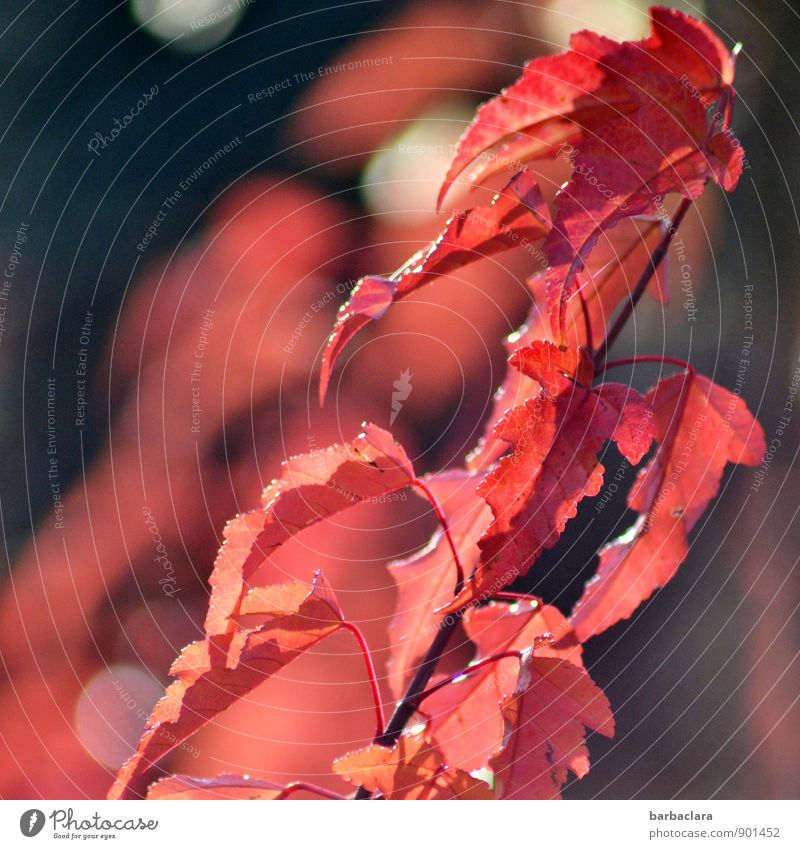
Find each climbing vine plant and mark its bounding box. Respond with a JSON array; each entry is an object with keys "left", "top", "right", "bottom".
[{"left": 110, "top": 7, "right": 764, "bottom": 801}]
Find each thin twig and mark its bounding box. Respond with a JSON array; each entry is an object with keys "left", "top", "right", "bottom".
[
  {"left": 354, "top": 607, "right": 465, "bottom": 799},
  {"left": 353, "top": 84, "right": 736, "bottom": 800},
  {"left": 592, "top": 196, "right": 693, "bottom": 373},
  {"left": 352, "top": 479, "right": 470, "bottom": 798}
]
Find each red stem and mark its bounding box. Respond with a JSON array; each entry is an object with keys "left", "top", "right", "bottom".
[
  {"left": 342, "top": 623, "right": 386, "bottom": 740},
  {"left": 413, "top": 478, "right": 465, "bottom": 591},
  {"left": 491, "top": 591, "right": 542, "bottom": 604},
  {"left": 603, "top": 355, "right": 697, "bottom": 377},
  {"left": 414, "top": 650, "right": 523, "bottom": 704},
  {"left": 275, "top": 782, "right": 348, "bottom": 801}
]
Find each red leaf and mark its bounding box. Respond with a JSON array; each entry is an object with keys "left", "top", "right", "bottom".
[
  {"left": 237, "top": 575, "right": 346, "bottom": 638},
  {"left": 508, "top": 341, "right": 594, "bottom": 397},
  {"left": 319, "top": 170, "right": 549, "bottom": 402},
  {"left": 333, "top": 729, "right": 492, "bottom": 799},
  {"left": 439, "top": 7, "right": 734, "bottom": 205},
  {"left": 643, "top": 7, "right": 735, "bottom": 90},
  {"left": 422, "top": 600, "right": 582, "bottom": 770},
  {"left": 706, "top": 130, "right": 746, "bottom": 191},
  {"left": 489, "top": 651, "right": 614, "bottom": 799},
  {"left": 146, "top": 774, "right": 284, "bottom": 800},
  {"left": 205, "top": 423, "right": 416, "bottom": 636},
  {"left": 387, "top": 471, "right": 490, "bottom": 700},
  {"left": 544, "top": 78, "right": 739, "bottom": 340},
  {"left": 570, "top": 371, "right": 765, "bottom": 641},
  {"left": 468, "top": 217, "right": 667, "bottom": 471},
  {"left": 445, "top": 352, "right": 655, "bottom": 612},
  {"left": 108, "top": 573, "right": 344, "bottom": 800}
]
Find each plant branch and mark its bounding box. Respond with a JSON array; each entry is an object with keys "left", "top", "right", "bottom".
[
  {"left": 352, "top": 64, "right": 738, "bottom": 803},
  {"left": 342, "top": 622, "right": 386, "bottom": 740},
  {"left": 354, "top": 604, "right": 465, "bottom": 798},
  {"left": 592, "top": 196, "right": 692, "bottom": 374},
  {"left": 354, "top": 480, "right": 470, "bottom": 798}
]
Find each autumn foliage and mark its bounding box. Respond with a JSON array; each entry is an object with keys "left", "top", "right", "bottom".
[{"left": 109, "top": 8, "right": 764, "bottom": 801}]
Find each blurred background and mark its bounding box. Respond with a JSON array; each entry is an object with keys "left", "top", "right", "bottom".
[{"left": 0, "top": 0, "right": 797, "bottom": 800}]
